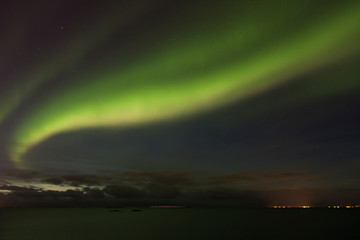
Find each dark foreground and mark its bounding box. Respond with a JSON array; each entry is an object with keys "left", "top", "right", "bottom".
[{"left": 0, "top": 208, "right": 359, "bottom": 240}]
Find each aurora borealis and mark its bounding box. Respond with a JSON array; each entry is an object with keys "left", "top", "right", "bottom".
[{"left": 1, "top": 0, "right": 360, "bottom": 207}]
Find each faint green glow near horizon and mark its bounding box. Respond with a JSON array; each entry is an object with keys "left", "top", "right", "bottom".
[{"left": 9, "top": 2, "right": 360, "bottom": 167}]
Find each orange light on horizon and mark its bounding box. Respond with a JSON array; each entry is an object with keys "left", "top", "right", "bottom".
[{"left": 272, "top": 205, "right": 312, "bottom": 208}]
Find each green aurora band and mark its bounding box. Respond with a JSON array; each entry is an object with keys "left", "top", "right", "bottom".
[
  {"left": 0, "top": 1, "right": 157, "bottom": 123},
  {"left": 8, "top": 1, "right": 360, "bottom": 167}
]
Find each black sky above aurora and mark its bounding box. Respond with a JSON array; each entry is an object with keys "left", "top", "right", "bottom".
[{"left": 0, "top": 0, "right": 360, "bottom": 207}]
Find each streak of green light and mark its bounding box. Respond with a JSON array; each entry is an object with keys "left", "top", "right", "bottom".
[{"left": 10, "top": 2, "right": 360, "bottom": 167}]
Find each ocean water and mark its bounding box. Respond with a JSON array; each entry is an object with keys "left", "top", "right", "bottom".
[{"left": 0, "top": 208, "right": 359, "bottom": 240}]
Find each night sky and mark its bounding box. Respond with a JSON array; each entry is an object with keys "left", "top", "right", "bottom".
[{"left": 1, "top": 0, "right": 360, "bottom": 207}]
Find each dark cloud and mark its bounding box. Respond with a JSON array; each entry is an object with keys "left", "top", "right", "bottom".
[
  {"left": 11, "top": 188, "right": 43, "bottom": 199},
  {"left": 83, "top": 188, "right": 105, "bottom": 200},
  {"left": 42, "top": 174, "right": 111, "bottom": 187},
  {"left": 1, "top": 170, "right": 40, "bottom": 180},
  {"left": 41, "top": 171, "right": 194, "bottom": 188},
  {"left": 122, "top": 171, "right": 195, "bottom": 186},
  {"left": 1, "top": 182, "right": 360, "bottom": 208},
  {"left": 0, "top": 170, "right": 113, "bottom": 188},
  {"left": 63, "top": 189, "right": 85, "bottom": 199},
  {"left": 0, "top": 183, "right": 259, "bottom": 207},
  {"left": 103, "top": 185, "right": 144, "bottom": 199},
  {"left": 43, "top": 177, "right": 64, "bottom": 185},
  {"left": 0, "top": 179, "right": 9, "bottom": 184},
  {"left": 208, "top": 169, "right": 321, "bottom": 185},
  {"left": 62, "top": 174, "right": 111, "bottom": 187},
  {"left": 0, "top": 185, "right": 88, "bottom": 207},
  {"left": 0, "top": 185, "right": 27, "bottom": 191}
]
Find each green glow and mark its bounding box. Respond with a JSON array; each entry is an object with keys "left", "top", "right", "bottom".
[
  {"left": 9, "top": 1, "right": 360, "bottom": 167},
  {"left": 0, "top": 1, "right": 157, "bottom": 122}
]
